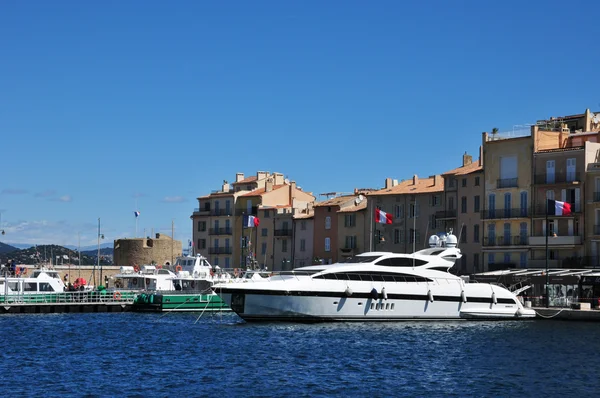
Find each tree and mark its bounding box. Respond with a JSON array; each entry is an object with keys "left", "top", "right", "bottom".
[{"left": 491, "top": 127, "right": 499, "bottom": 139}]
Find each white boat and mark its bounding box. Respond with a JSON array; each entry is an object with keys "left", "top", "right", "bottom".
[
  {"left": 1, "top": 267, "right": 66, "bottom": 296},
  {"left": 112, "top": 265, "right": 177, "bottom": 291},
  {"left": 214, "top": 232, "right": 536, "bottom": 322}
]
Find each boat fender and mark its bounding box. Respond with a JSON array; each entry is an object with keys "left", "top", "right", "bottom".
[
  {"left": 345, "top": 286, "right": 353, "bottom": 297},
  {"left": 492, "top": 291, "right": 497, "bottom": 305},
  {"left": 516, "top": 307, "right": 525, "bottom": 317},
  {"left": 427, "top": 290, "right": 434, "bottom": 302},
  {"left": 381, "top": 287, "right": 388, "bottom": 300},
  {"left": 370, "top": 288, "right": 378, "bottom": 300},
  {"left": 461, "top": 290, "right": 467, "bottom": 303}
]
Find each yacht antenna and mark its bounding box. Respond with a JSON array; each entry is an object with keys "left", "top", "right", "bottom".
[
  {"left": 412, "top": 199, "right": 417, "bottom": 269},
  {"left": 456, "top": 223, "right": 465, "bottom": 248}
]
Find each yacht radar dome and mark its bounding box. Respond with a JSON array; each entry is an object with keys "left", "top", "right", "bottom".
[
  {"left": 428, "top": 235, "right": 441, "bottom": 248},
  {"left": 445, "top": 233, "right": 458, "bottom": 248}
]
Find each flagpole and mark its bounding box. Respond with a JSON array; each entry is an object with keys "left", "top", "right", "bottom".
[
  {"left": 370, "top": 200, "right": 374, "bottom": 252},
  {"left": 545, "top": 199, "right": 549, "bottom": 308},
  {"left": 242, "top": 212, "right": 246, "bottom": 269}
]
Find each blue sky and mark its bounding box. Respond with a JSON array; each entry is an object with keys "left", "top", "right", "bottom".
[{"left": 1, "top": 0, "right": 599, "bottom": 247}]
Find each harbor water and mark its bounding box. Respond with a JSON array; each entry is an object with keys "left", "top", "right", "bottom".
[{"left": 2, "top": 312, "right": 600, "bottom": 397}]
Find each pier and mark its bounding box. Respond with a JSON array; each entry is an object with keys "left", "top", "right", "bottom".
[{"left": 0, "top": 291, "right": 136, "bottom": 314}]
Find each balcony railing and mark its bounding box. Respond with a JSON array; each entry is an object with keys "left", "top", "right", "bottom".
[
  {"left": 208, "top": 228, "right": 232, "bottom": 236},
  {"left": 236, "top": 207, "right": 258, "bottom": 216},
  {"left": 208, "top": 247, "right": 233, "bottom": 255},
  {"left": 274, "top": 229, "right": 292, "bottom": 237},
  {"left": 435, "top": 210, "right": 457, "bottom": 219},
  {"left": 497, "top": 178, "right": 518, "bottom": 188},
  {"left": 480, "top": 208, "right": 529, "bottom": 219},
  {"left": 534, "top": 172, "right": 581, "bottom": 185},
  {"left": 528, "top": 235, "right": 582, "bottom": 246},
  {"left": 211, "top": 209, "right": 232, "bottom": 216},
  {"left": 533, "top": 203, "right": 579, "bottom": 216},
  {"left": 483, "top": 236, "right": 529, "bottom": 247}
]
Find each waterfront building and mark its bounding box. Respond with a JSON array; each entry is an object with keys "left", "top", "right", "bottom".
[
  {"left": 367, "top": 175, "right": 444, "bottom": 256},
  {"left": 192, "top": 171, "right": 315, "bottom": 269},
  {"left": 114, "top": 233, "right": 182, "bottom": 267},
  {"left": 481, "top": 131, "right": 532, "bottom": 271},
  {"left": 313, "top": 195, "right": 355, "bottom": 265},
  {"left": 440, "top": 150, "right": 483, "bottom": 274},
  {"left": 292, "top": 207, "right": 314, "bottom": 268}
]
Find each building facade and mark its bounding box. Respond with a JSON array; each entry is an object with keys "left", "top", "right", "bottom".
[{"left": 113, "top": 233, "right": 182, "bottom": 267}]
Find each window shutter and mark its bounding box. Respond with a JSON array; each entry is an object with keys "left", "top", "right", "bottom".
[
  {"left": 561, "top": 189, "right": 566, "bottom": 202},
  {"left": 416, "top": 204, "right": 420, "bottom": 217},
  {"left": 575, "top": 188, "right": 581, "bottom": 212}
]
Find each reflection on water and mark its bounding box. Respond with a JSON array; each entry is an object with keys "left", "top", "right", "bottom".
[{"left": 2, "top": 313, "right": 599, "bottom": 396}]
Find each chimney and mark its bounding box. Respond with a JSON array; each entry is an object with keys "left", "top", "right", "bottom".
[
  {"left": 462, "top": 152, "right": 473, "bottom": 167},
  {"left": 385, "top": 177, "right": 392, "bottom": 189},
  {"left": 393, "top": 179, "right": 398, "bottom": 187},
  {"left": 235, "top": 173, "right": 244, "bottom": 183},
  {"left": 222, "top": 180, "right": 230, "bottom": 192},
  {"left": 479, "top": 145, "right": 483, "bottom": 166},
  {"left": 413, "top": 175, "right": 418, "bottom": 185},
  {"left": 434, "top": 175, "right": 439, "bottom": 186},
  {"left": 257, "top": 171, "right": 267, "bottom": 181},
  {"left": 289, "top": 181, "right": 296, "bottom": 204},
  {"left": 266, "top": 178, "right": 274, "bottom": 192}
]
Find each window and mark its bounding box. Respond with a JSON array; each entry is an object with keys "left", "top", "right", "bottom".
[
  {"left": 449, "top": 196, "right": 455, "bottom": 210},
  {"left": 261, "top": 228, "right": 268, "bottom": 237},
  {"left": 520, "top": 253, "right": 527, "bottom": 268},
  {"left": 325, "top": 237, "right": 331, "bottom": 252},
  {"left": 225, "top": 257, "right": 230, "bottom": 267},
  {"left": 394, "top": 229, "right": 400, "bottom": 244},
  {"left": 261, "top": 242, "right": 267, "bottom": 255},
  {"left": 461, "top": 256, "right": 467, "bottom": 272},
  {"left": 225, "top": 200, "right": 231, "bottom": 215},
  {"left": 461, "top": 196, "right": 467, "bottom": 213},
  {"left": 432, "top": 195, "right": 440, "bottom": 206},
  {"left": 409, "top": 229, "right": 420, "bottom": 244},
  {"left": 225, "top": 219, "right": 230, "bottom": 232},
  {"left": 344, "top": 214, "right": 355, "bottom": 227},
  {"left": 462, "top": 178, "right": 467, "bottom": 187},
  {"left": 300, "top": 239, "right": 306, "bottom": 252},
  {"left": 395, "top": 205, "right": 403, "bottom": 219},
  {"left": 264, "top": 210, "right": 270, "bottom": 218},
  {"left": 345, "top": 236, "right": 356, "bottom": 249},
  {"left": 474, "top": 224, "right": 479, "bottom": 243},
  {"left": 473, "top": 253, "right": 479, "bottom": 272},
  {"left": 301, "top": 221, "right": 306, "bottom": 231},
  {"left": 474, "top": 196, "right": 480, "bottom": 213},
  {"left": 214, "top": 257, "right": 219, "bottom": 266},
  {"left": 520, "top": 191, "right": 528, "bottom": 217},
  {"left": 199, "top": 239, "right": 206, "bottom": 249},
  {"left": 504, "top": 253, "right": 511, "bottom": 264},
  {"left": 461, "top": 227, "right": 467, "bottom": 243},
  {"left": 475, "top": 176, "right": 480, "bottom": 186},
  {"left": 409, "top": 203, "right": 419, "bottom": 218},
  {"left": 488, "top": 253, "right": 495, "bottom": 265},
  {"left": 325, "top": 217, "right": 331, "bottom": 230},
  {"left": 282, "top": 240, "right": 288, "bottom": 253},
  {"left": 198, "top": 221, "right": 206, "bottom": 232}
]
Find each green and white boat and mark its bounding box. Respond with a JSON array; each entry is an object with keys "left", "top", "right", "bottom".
[{"left": 131, "top": 254, "right": 232, "bottom": 312}]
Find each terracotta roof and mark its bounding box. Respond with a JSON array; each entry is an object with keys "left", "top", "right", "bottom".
[
  {"left": 535, "top": 146, "right": 585, "bottom": 154},
  {"left": 197, "top": 191, "right": 234, "bottom": 199},
  {"left": 259, "top": 204, "right": 291, "bottom": 209},
  {"left": 240, "top": 184, "right": 286, "bottom": 197},
  {"left": 294, "top": 212, "right": 314, "bottom": 219},
  {"left": 337, "top": 201, "right": 367, "bottom": 213},
  {"left": 443, "top": 161, "right": 483, "bottom": 176},
  {"left": 314, "top": 195, "right": 355, "bottom": 207},
  {"left": 370, "top": 176, "right": 443, "bottom": 196},
  {"left": 232, "top": 176, "right": 258, "bottom": 184}
]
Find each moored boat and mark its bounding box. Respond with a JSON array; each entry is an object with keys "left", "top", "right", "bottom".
[{"left": 214, "top": 231, "right": 536, "bottom": 322}]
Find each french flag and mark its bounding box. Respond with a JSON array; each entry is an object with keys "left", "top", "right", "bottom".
[
  {"left": 375, "top": 208, "right": 393, "bottom": 224},
  {"left": 244, "top": 215, "right": 260, "bottom": 227},
  {"left": 547, "top": 199, "right": 572, "bottom": 216},
  {"left": 134, "top": 211, "right": 140, "bottom": 217}
]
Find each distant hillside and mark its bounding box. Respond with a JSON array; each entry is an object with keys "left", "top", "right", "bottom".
[
  {"left": 0, "top": 242, "right": 19, "bottom": 254},
  {"left": 81, "top": 247, "right": 113, "bottom": 257},
  {"left": 0, "top": 244, "right": 113, "bottom": 266}
]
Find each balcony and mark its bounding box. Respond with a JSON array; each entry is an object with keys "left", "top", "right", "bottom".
[
  {"left": 497, "top": 178, "right": 518, "bottom": 189},
  {"left": 528, "top": 235, "right": 582, "bottom": 246},
  {"left": 480, "top": 208, "right": 529, "bottom": 220},
  {"left": 483, "top": 236, "right": 529, "bottom": 247},
  {"left": 340, "top": 247, "right": 358, "bottom": 256},
  {"left": 194, "top": 207, "right": 211, "bottom": 215},
  {"left": 534, "top": 172, "right": 581, "bottom": 185},
  {"left": 274, "top": 229, "right": 292, "bottom": 237},
  {"left": 211, "top": 209, "right": 233, "bottom": 216},
  {"left": 208, "top": 247, "right": 233, "bottom": 255},
  {"left": 208, "top": 228, "right": 232, "bottom": 236},
  {"left": 435, "top": 210, "right": 457, "bottom": 220},
  {"left": 236, "top": 207, "right": 258, "bottom": 216},
  {"left": 533, "top": 203, "right": 579, "bottom": 216}
]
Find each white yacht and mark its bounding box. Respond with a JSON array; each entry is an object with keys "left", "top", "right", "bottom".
[
  {"left": 1, "top": 267, "right": 66, "bottom": 296},
  {"left": 112, "top": 265, "right": 176, "bottom": 291},
  {"left": 214, "top": 232, "right": 536, "bottom": 322}
]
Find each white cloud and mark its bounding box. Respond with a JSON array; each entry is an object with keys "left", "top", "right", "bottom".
[
  {"left": 58, "top": 195, "right": 72, "bottom": 202},
  {"left": 162, "top": 196, "right": 186, "bottom": 203}
]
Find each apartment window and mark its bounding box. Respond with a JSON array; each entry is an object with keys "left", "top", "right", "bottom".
[
  {"left": 198, "top": 221, "right": 206, "bottom": 232},
  {"left": 261, "top": 242, "right": 267, "bottom": 255},
  {"left": 325, "top": 237, "right": 331, "bottom": 252},
  {"left": 473, "top": 253, "right": 479, "bottom": 272},
  {"left": 214, "top": 257, "right": 219, "bottom": 266},
  {"left": 409, "top": 229, "right": 420, "bottom": 244},
  {"left": 345, "top": 236, "right": 356, "bottom": 249},
  {"left": 520, "top": 253, "right": 527, "bottom": 268},
  {"left": 461, "top": 256, "right": 467, "bottom": 272},
  {"left": 199, "top": 239, "right": 206, "bottom": 249},
  {"left": 488, "top": 253, "right": 495, "bottom": 265},
  {"left": 432, "top": 195, "right": 441, "bottom": 206},
  {"left": 344, "top": 214, "right": 355, "bottom": 227},
  {"left": 225, "top": 257, "right": 230, "bottom": 268},
  {"left": 475, "top": 176, "right": 480, "bottom": 186},
  {"left": 225, "top": 200, "right": 231, "bottom": 215},
  {"left": 394, "top": 229, "right": 400, "bottom": 244},
  {"left": 282, "top": 240, "right": 288, "bottom": 253},
  {"left": 474, "top": 224, "right": 480, "bottom": 243},
  {"left": 461, "top": 196, "right": 467, "bottom": 214},
  {"left": 301, "top": 221, "right": 306, "bottom": 231},
  {"left": 409, "top": 203, "right": 419, "bottom": 218},
  {"left": 327, "top": 206, "right": 332, "bottom": 212},
  {"left": 449, "top": 196, "right": 455, "bottom": 210},
  {"left": 462, "top": 178, "right": 467, "bottom": 187},
  {"left": 461, "top": 227, "right": 467, "bottom": 243},
  {"left": 449, "top": 178, "right": 455, "bottom": 188},
  {"left": 429, "top": 215, "right": 437, "bottom": 229},
  {"left": 474, "top": 195, "right": 480, "bottom": 213},
  {"left": 264, "top": 210, "right": 270, "bottom": 218},
  {"left": 395, "top": 204, "right": 403, "bottom": 219},
  {"left": 504, "top": 253, "right": 511, "bottom": 264},
  {"left": 300, "top": 239, "right": 306, "bottom": 252},
  {"left": 325, "top": 216, "right": 331, "bottom": 229},
  {"left": 261, "top": 228, "right": 268, "bottom": 237}
]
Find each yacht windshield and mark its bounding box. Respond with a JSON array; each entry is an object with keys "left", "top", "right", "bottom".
[{"left": 341, "top": 256, "right": 381, "bottom": 264}]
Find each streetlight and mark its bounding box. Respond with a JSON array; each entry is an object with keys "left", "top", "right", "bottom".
[{"left": 97, "top": 218, "right": 105, "bottom": 288}]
